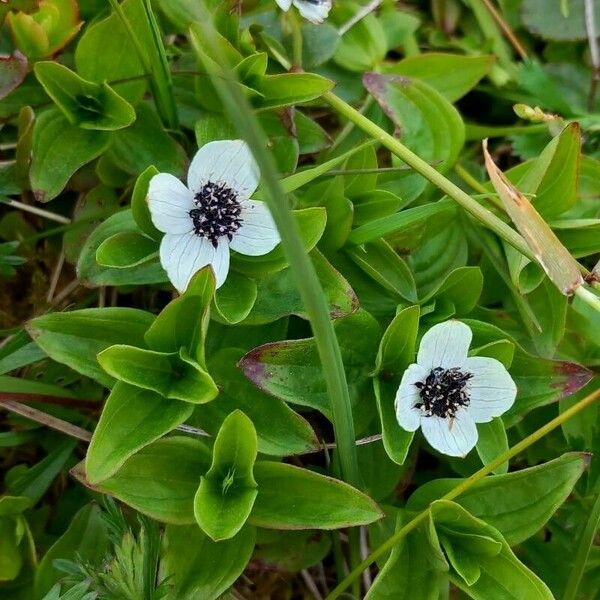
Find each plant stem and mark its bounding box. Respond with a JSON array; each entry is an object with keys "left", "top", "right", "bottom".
[
  {"left": 481, "top": 0, "right": 528, "bottom": 60},
  {"left": 574, "top": 285, "right": 600, "bottom": 313},
  {"left": 454, "top": 163, "right": 503, "bottom": 210},
  {"left": 562, "top": 491, "right": 600, "bottom": 600},
  {"left": 288, "top": 10, "right": 303, "bottom": 68},
  {"left": 141, "top": 0, "right": 179, "bottom": 129},
  {"left": 3, "top": 199, "right": 71, "bottom": 224},
  {"left": 322, "top": 91, "right": 536, "bottom": 263},
  {"left": 108, "top": 0, "right": 178, "bottom": 129},
  {"left": 465, "top": 122, "right": 549, "bottom": 140},
  {"left": 189, "top": 23, "right": 360, "bottom": 489},
  {"left": 325, "top": 387, "right": 600, "bottom": 599},
  {"left": 0, "top": 400, "right": 92, "bottom": 442}
]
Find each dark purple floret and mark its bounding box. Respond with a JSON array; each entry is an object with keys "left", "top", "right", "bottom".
[
  {"left": 415, "top": 367, "right": 473, "bottom": 419},
  {"left": 189, "top": 181, "right": 243, "bottom": 248}
]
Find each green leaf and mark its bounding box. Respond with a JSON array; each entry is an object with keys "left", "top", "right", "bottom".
[
  {"left": 342, "top": 143, "right": 379, "bottom": 197},
  {"left": 0, "top": 517, "right": 23, "bottom": 581},
  {"left": 34, "top": 504, "right": 109, "bottom": 598},
  {"left": 384, "top": 53, "right": 495, "bottom": 102},
  {"left": 333, "top": 3, "right": 387, "bottom": 71},
  {"left": 77, "top": 209, "right": 167, "bottom": 287},
  {"left": 0, "top": 376, "right": 77, "bottom": 400},
  {"left": 97, "top": 345, "right": 218, "bottom": 404},
  {"left": 431, "top": 501, "right": 553, "bottom": 599},
  {"left": 277, "top": 141, "right": 375, "bottom": 196},
  {"left": 42, "top": 581, "right": 96, "bottom": 600},
  {"left": 197, "top": 348, "right": 318, "bottom": 457},
  {"left": 194, "top": 410, "right": 258, "bottom": 541},
  {"left": 476, "top": 418, "right": 509, "bottom": 474},
  {"left": 358, "top": 439, "right": 409, "bottom": 502},
  {"left": 0, "top": 496, "right": 33, "bottom": 517},
  {"left": 348, "top": 199, "right": 455, "bottom": 246},
  {"left": 352, "top": 189, "right": 404, "bottom": 226},
  {"left": 408, "top": 453, "right": 590, "bottom": 544},
  {"left": 131, "top": 165, "right": 161, "bottom": 240},
  {"left": 0, "top": 330, "right": 45, "bottom": 375},
  {"left": 213, "top": 271, "right": 257, "bottom": 325},
  {"left": 75, "top": 0, "right": 147, "bottom": 103},
  {"left": 155, "top": 0, "right": 204, "bottom": 32},
  {"left": 86, "top": 382, "right": 193, "bottom": 484},
  {"left": 144, "top": 267, "right": 215, "bottom": 364},
  {"left": 96, "top": 232, "right": 158, "bottom": 268},
  {"left": 254, "top": 529, "right": 331, "bottom": 572},
  {"left": 30, "top": 109, "right": 110, "bottom": 202},
  {"left": 63, "top": 185, "right": 121, "bottom": 264},
  {"left": 346, "top": 240, "right": 417, "bottom": 303},
  {"left": 8, "top": 0, "right": 81, "bottom": 60},
  {"left": 240, "top": 311, "right": 380, "bottom": 424},
  {"left": 194, "top": 111, "right": 237, "bottom": 147},
  {"left": 364, "top": 73, "right": 465, "bottom": 175},
  {"left": 7, "top": 438, "right": 76, "bottom": 503},
  {"left": 420, "top": 266, "right": 483, "bottom": 314},
  {"left": 163, "top": 524, "right": 255, "bottom": 600},
  {"left": 301, "top": 22, "right": 339, "bottom": 69},
  {"left": 553, "top": 218, "right": 600, "bottom": 258},
  {"left": 366, "top": 514, "right": 446, "bottom": 600},
  {"left": 244, "top": 249, "right": 357, "bottom": 325},
  {"left": 27, "top": 308, "right": 154, "bottom": 387},
  {"left": 107, "top": 103, "right": 187, "bottom": 177},
  {"left": 374, "top": 305, "right": 420, "bottom": 465},
  {"left": 34, "top": 62, "right": 135, "bottom": 131},
  {"left": 516, "top": 122, "right": 581, "bottom": 219},
  {"left": 409, "top": 220, "right": 469, "bottom": 297},
  {"left": 74, "top": 437, "right": 211, "bottom": 524},
  {"left": 250, "top": 462, "right": 383, "bottom": 529},
  {"left": 257, "top": 73, "right": 334, "bottom": 109},
  {"left": 521, "top": 0, "right": 599, "bottom": 41}
]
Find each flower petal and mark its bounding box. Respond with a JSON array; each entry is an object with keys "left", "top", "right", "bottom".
[
  {"left": 395, "top": 363, "right": 428, "bottom": 432},
  {"left": 160, "top": 233, "right": 216, "bottom": 293},
  {"left": 417, "top": 320, "right": 472, "bottom": 371},
  {"left": 420, "top": 408, "right": 478, "bottom": 457},
  {"left": 211, "top": 237, "right": 231, "bottom": 288},
  {"left": 229, "top": 200, "right": 280, "bottom": 256},
  {"left": 148, "top": 173, "right": 194, "bottom": 234},
  {"left": 276, "top": 0, "right": 293, "bottom": 9},
  {"left": 463, "top": 356, "right": 517, "bottom": 423},
  {"left": 293, "top": 0, "right": 331, "bottom": 23},
  {"left": 187, "top": 140, "right": 260, "bottom": 198}
]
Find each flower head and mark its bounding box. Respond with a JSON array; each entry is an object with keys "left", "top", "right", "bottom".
[
  {"left": 395, "top": 321, "right": 517, "bottom": 457},
  {"left": 148, "top": 140, "right": 280, "bottom": 292},
  {"left": 275, "top": 0, "right": 332, "bottom": 24}
]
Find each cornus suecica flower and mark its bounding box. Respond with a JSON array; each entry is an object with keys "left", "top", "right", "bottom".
[
  {"left": 395, "top": 321, "right": 517, "bottom": 457},
  {"left": 148, "top": 140, "right": 280, "bottom": 292},
  {"left": 275, "top": 0, "right": 332, "bottom": 24}
]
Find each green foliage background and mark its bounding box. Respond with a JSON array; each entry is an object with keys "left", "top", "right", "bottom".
[{"left": 0, "top": 0, "right": 599, "bottom": 599}]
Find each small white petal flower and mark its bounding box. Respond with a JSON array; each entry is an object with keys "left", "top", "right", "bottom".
[
  {"left": 394, "top": 321, "right": 517, "bottom": 458},
  {"left": 275, "top": 0, "right": 332, "bottom": 24},
  {"left": 148, "top": 140, "right": 280, "bottom": 293}
]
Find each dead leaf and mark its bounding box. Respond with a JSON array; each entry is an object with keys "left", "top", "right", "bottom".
[{"left": 483, "top": 140, "right": 583, "bottom": 296}]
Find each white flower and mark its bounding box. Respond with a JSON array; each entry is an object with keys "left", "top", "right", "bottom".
[
  {"left": 395, "top": 321, "right": 517, "bottom": 458},
  {"left": 148, "top": 140, "right": 280, "bottom": 292},
  {"left": 275, "top": 0, "right": 332, "bottom": 24}
]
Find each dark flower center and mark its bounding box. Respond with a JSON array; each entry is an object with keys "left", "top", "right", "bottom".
[
  {"left": 189, "top": 181, "right": 242, "bottom": 248},
  {"left": 415, "top": 367, "right": 473, "bottom": 419}
]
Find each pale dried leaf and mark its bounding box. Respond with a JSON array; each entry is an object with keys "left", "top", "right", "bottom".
[{"left": 483, "top": 140, "right": 583, "bottom": 296}]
